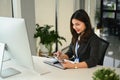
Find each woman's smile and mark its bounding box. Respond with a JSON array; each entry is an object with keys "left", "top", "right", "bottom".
[{"left": 72, "top": 19, "right": 86, "bottom": 34}]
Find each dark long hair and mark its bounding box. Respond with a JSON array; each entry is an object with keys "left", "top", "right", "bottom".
[{"left": 70, "top": 9, "right": 93, "bottom": 44}]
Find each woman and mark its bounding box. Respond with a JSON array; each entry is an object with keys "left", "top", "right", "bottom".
[{"left": 54, "top": 9, "right": 100, "bottom": 69}]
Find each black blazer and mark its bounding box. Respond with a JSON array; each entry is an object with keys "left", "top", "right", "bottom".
[{"left": 66, "top": 33, "right": 101, "bottom": 68}]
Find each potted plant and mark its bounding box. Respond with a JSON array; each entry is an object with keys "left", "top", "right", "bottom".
[
  {"left": 92, "top": 68, "right": 120, "bottom": 80},
  {"left": 34, "top": 24, "right": 66, "bottom": 56}
]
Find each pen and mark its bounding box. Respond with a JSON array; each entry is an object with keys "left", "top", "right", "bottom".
[{"left": 40, "top": 71, "right": 51, "bottom": 75}]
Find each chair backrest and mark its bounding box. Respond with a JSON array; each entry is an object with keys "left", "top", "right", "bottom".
[{"left": 97, "top": 37, "right": 109, "bottom": 65}]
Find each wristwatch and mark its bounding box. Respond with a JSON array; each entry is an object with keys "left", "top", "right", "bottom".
[{"left": 74, "top": 63, "right": 78, "bottom": 69}]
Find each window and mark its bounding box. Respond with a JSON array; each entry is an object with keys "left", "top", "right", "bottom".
[{"left": 101, "top": 0, "right": 120, "bottom": 36}]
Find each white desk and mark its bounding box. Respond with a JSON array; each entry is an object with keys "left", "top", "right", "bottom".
[{"left": 1, "top": 56, "right": 120, "bottom": 80}]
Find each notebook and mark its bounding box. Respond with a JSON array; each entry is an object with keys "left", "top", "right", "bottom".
[{"left": 43, "top": 57, "right": 65, "bottom": 70}]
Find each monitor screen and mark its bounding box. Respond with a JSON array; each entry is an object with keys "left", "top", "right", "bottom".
[{"left": 0, "top": 17, "right": 34, "bottom": 70}]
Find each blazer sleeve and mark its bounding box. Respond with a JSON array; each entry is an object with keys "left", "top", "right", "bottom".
[{"left": 85, "top": 36, "right": 100, "bottom": 68}]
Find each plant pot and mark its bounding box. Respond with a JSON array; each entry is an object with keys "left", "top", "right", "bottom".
[{"left": 39, "top": 43, "right": 49, "bottom": 56}]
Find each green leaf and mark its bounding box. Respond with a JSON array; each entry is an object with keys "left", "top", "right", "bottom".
[{"left": 92, "top": 68, "right": 120, "bottom": 80}]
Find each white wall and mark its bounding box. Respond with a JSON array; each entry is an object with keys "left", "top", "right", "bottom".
[
  {"left": 35, "top": 0, "right": 55, "bottom": 26},
  {"left": 0, "top": 0, "right": 12, "bottom": 17}
]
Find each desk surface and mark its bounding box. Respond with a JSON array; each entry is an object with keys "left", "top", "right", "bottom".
[{"left": 1, "top": 56, "right": 120, "bottom": 80}]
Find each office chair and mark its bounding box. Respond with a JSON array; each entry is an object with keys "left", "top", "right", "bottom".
[
  {"left": 97, "top": 37, "right": 109, "bottom": 65},
  {"left": 61, "top": 37, "right": 109, "bottom": 66}
]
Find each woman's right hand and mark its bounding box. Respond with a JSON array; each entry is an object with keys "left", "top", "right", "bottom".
[
  {"left": 54, "top": 51, "right": 68, "bottom": 62},
  {"left": 54, "top": 51, "right": 62, "bottom": 59},
  {"left": 54, "top": 51, "right": 64, "bottom": 62}
]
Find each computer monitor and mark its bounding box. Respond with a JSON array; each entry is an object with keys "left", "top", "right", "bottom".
[{"left": 0, "top": 17, "right": 34, "bottom": 78}]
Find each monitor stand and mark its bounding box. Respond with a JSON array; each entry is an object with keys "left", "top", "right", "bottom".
[
  {"left": 0, "top": 68, "right": 21, "bottom": 78},
  {"left": 0, "top": 42, "right": 21, "bottom": 78}
]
